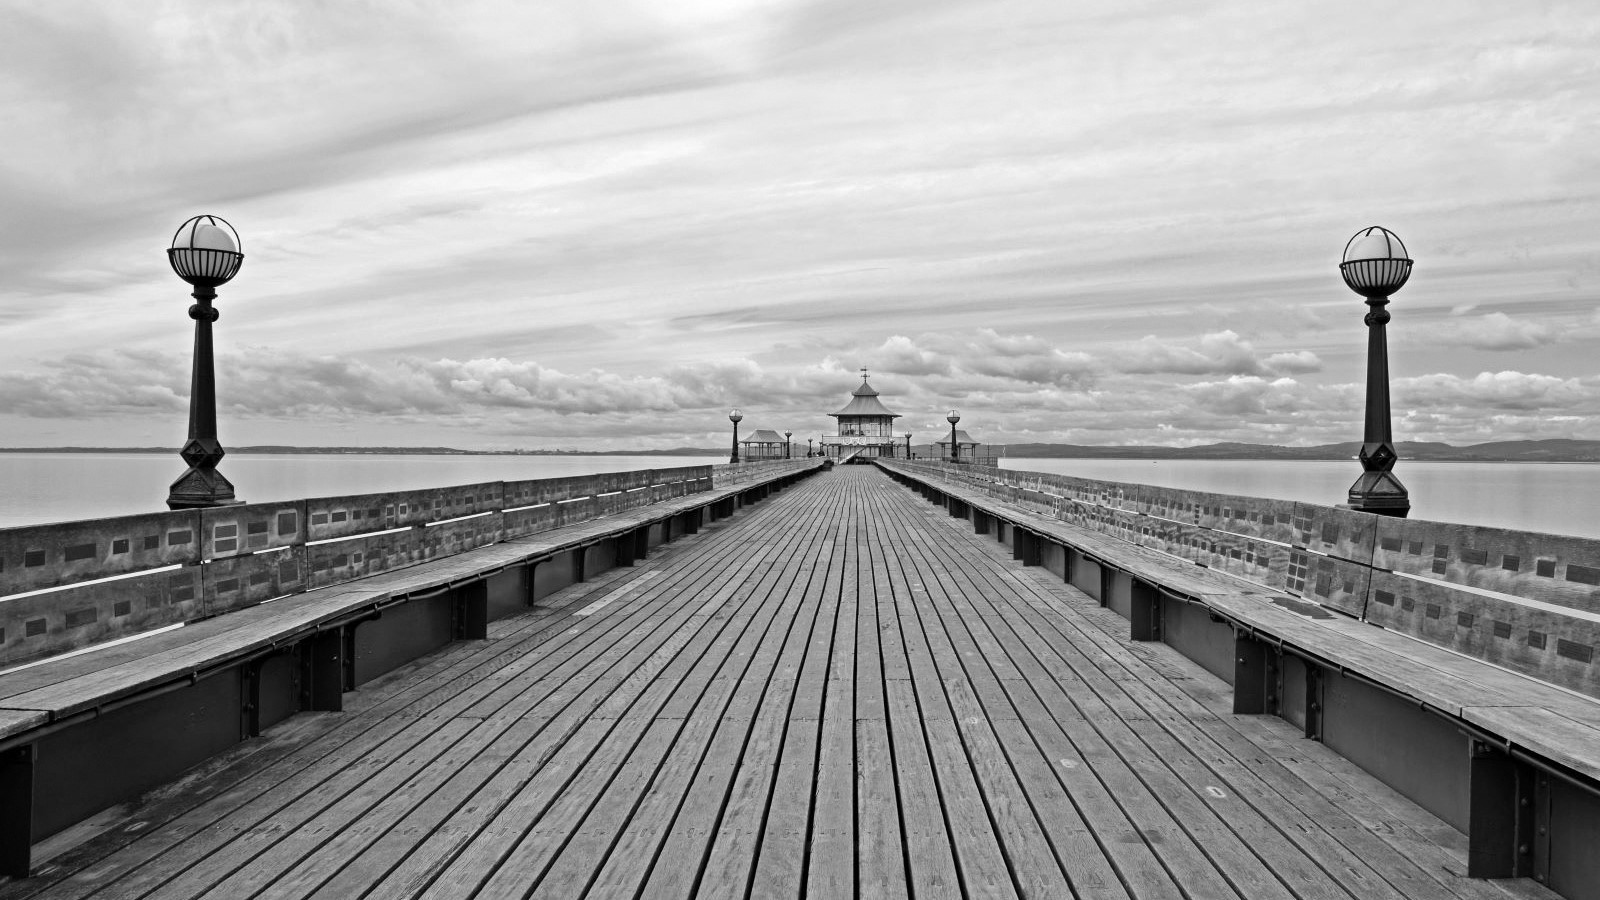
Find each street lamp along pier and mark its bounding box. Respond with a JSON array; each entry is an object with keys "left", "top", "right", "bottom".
[
  {"left": 1341, "top": 225, "right": 1412, "bottom": 518},
  {"left": 166, "top": 215, "right": 245, "bottom": 510}
]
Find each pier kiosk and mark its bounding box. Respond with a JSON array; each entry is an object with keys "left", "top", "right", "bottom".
[{"left": 821, "top": 370, "right": 902, "bottom": 460}]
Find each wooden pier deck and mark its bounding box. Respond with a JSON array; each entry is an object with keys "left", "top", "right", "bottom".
[{"left": 11, "top": 466, "right": 1551, "bottom": 900}]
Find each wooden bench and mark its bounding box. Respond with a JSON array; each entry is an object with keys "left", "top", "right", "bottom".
[
  {"left": 881, "top": 458, "right": 1600, "bottom": 895},
  {"left": 0, "top": 459, "right": 823, "bottom": 876}
]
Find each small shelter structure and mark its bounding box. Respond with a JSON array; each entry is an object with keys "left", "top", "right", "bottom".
[
  {"left": 740, "top": 429, "right": 790, "bottom": 460},
  {"left": 933, "top": 429, "right": 1001, "bottom": 465},
  {"left": 822, "top": 370, "right": 903, "bottom": 459}
]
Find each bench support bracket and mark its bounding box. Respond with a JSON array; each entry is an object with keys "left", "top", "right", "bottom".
[
  {"left": 0, "top": 744, "right": 34, "bottom": 877},
  {"left": 1468, "top": 742, "right": 1535, "bottom": 878}
]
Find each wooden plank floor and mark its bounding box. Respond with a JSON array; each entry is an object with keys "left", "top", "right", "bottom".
[{"left": 8, "top": 466, "right": 1559, "bottom": 900}]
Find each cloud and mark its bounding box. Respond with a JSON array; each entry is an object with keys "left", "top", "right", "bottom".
[
  {"left": 962, "top": 329, "right": 1097, "bottom": 386},
  {"left": 872, "top": 335, "right": 952, "bottom": 376},
  {"left": 1436, "top": 312, "right": 1557, "bottom": 350},
  {"left": 1261, "top": 350, "right": 1322, "bottom": 375},
  {"left": 1115, "top": 330, "right": 1322, "bottom": 377},
  {"left": 1396, "top": 370, "right": 1594, "bottom": 412},
  {"left": 0, "top": 351, "right": 187, "bottom": 418},
  {"left": 0, "top": 348, "right": 739, "bottom": 424},
  {"left": 4, "top": 4, "right": 1600, "bottom": 451}
]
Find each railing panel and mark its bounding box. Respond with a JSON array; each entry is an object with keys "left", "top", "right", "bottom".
[
  {"left": 1190, "top": 528, "right": 1291, "bottom": 587},
  {"left": 305, "top": 514, "right": 504, "bottom": 590},
  {"left": 711, "top": 459, "right": 816, "bottom": 487},
  {"left": 1276, "top": 548, "right": 1371, "bottom": 617},
  {"left": 885, "top": 457, "right": 1600, "bottom": 695},
  {"left": 304, "top": 482, "right": 504, "bottom": 542},
  {"left": 1126, "top": 512, "right": 1197, "bottom": 562},
  {"left": 1287, "top": 504, "right": 1378, "bottom": 567},
  {"left": 201, "top": 546, "right": 308, "bottom": 618},
  {"left": 1365, "top": 570, "right": 1600, "bottom": 696},
  {"left": 199, "top": 501, "right": 306, "bottom": 561},
  {"left": 1146, "top": 485, "right": 1300, "bottom": 545},
  {"left": 1, "top": 463, "right": 736, "bottom": 667},
  {"left": 1373, "top": 516, "right": 1600, "bottom": 614},
  {"left": 0, "top": 511, "right": 201, "bottom": 597},
  {"left": 1, "top": 566, "right": 202, "bottom": 665},
  {"left": 502, "top": 503, "right": 563, "bottom": 540},
  {"left": 306, "top": 526, "right": 424, "bottom": 590}
]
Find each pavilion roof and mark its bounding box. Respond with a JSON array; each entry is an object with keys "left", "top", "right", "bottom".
[
  {"left": 830, "top": 374, "right": 901, "bottom": 419},
  {"left": 933, "top": 430, "right": 980, "bottom": 446},
  {"left": 742, "top": 429, "right": 788, "bottom": 444}
]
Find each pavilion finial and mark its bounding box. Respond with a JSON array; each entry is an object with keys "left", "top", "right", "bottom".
[{"left": 861, "top": 367, "right": 869, "bottom": 383}]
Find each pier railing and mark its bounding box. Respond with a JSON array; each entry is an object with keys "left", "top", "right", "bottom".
[
  {"left": 0, "top": 463, "right": 809, "bottom": 668},
  {"left": 711, "top": 458, "right": 820, "bottom": 486},
  {"left": 888, "top": 459, "right": 1600, "bottom": 699}
]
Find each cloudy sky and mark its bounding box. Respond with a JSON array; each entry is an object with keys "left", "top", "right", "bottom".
[{"left": 2, "top": 1, "right": 1598, "bottom": 451}]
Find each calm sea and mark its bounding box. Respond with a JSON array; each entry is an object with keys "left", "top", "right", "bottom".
[
  {"left": 2, "top": 453, "right": 1596, "bottom": 540},
  {"left": 1001, "top": 458, "right": 1600, "bottom": 540},
  {"left": 0, "top": 453, "right": 722, "bottom": 529}
]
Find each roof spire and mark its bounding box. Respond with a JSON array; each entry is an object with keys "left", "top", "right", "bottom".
[{"left": 861, "top": 367, "right": 869, "bottom": 383}]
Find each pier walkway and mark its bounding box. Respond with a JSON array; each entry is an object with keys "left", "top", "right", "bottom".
[{"left": 9, "top": 467, "right": 1549, "bottom": 900}]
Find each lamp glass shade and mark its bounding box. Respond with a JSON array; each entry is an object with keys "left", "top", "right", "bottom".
[
  {"left": 729, "top": 408, "right": 743, "bottom": 422},
  {"left": 1342, "top": 227, "right": 1407, "bottom": 263},
  {"left": 168, "top": 215, "right": 243, "bottom": 289},
  {"left": 1340, "top": 226, "right": 1411, "bottom": 298}
]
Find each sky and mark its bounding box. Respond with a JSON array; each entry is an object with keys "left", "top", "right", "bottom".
[{"left": 1, "top": 1, "right": 1598, "bottom": 451}]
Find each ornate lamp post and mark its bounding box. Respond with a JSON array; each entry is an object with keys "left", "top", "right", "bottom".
[
  {"left": 728, "top": 409, "right": 743, "bottom": 463},
  {"left": 947, "top": 410, "right": 960, "bottom": 463},
  {"left": 807, "top": 437, "right": 814, "bottom": 457},
  {"left": 1341, "top": 226, "right": 1412, "bottom": 517},
  {"left": 904, "top": 432, "right": 912, "bottom": 459},
  {"left": 166, "top": 215, "right": 245, "bottom": 510},
  {"left": 785, "top": 430, "right": 792, "bottom": 459}
]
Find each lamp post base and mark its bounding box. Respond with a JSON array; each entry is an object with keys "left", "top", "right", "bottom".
[
  {"left": 167, "top": 466, "right": 242, "bottom": 509},
  {"left": 167, "top": 437, "right": 241, "bottom": 509},
  {"left": 1347, "top": 470, "right": 1410, "bottom": 517}
]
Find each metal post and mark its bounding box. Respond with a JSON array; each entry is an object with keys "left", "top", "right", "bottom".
[
  {"left": 1341, "top": 226, "right": 1411, "bottom": 517},
  {"left": 1349, "top": 295, "right": 1409, "bottom": 515},
  {"left": 166, "top": 287, "right": 236, "bottom": 509}
]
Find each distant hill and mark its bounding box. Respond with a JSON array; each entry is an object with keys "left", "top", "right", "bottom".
[
  {"left": 0, "top": 445, "right": 727, "bottom": 456},
  {"left": 7, "top": 440, "right": 1600, "bottom": 461},
  {"left": 1000, "top": 439, "right": 1600, "bottom": 462}
]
